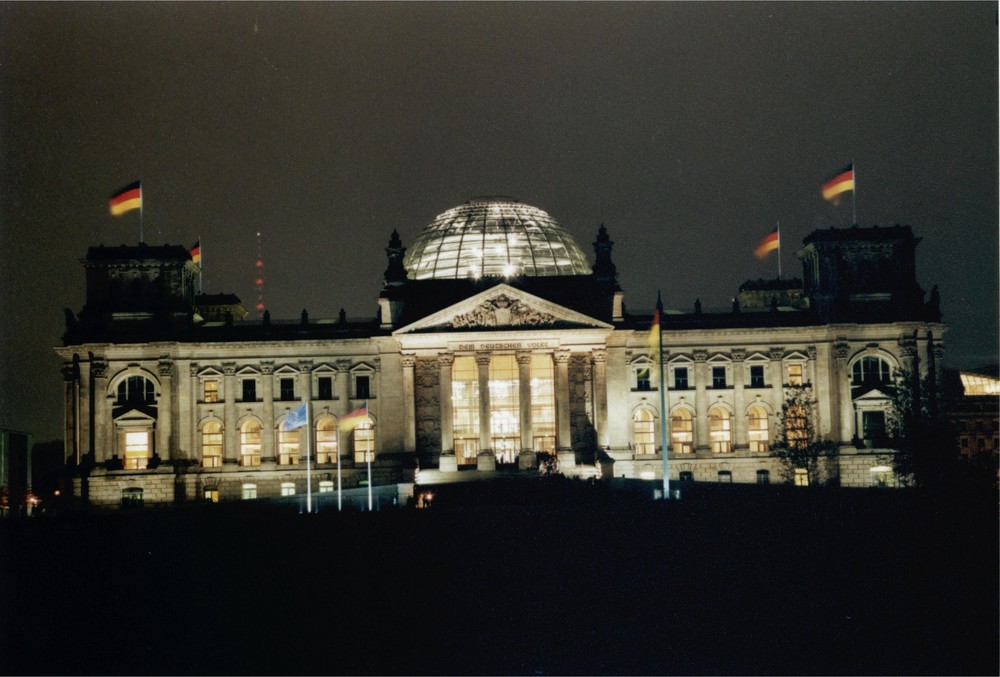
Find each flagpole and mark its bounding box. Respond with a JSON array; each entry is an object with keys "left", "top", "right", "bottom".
[
  {"left": 851, "top": 159, "right": 858, "bottom": 226},
  {"left": 199, "top": 235, "right": 203, "bottom": 294},
  {"left": 777, "top": 222, "right": 782, "bottom": 279},
  {"left": 656, "top": 292, "right": 671, "bottom": 499},
  {"left": 336, "top": 427, "right": 343, "bottom": 512},
  {"left": 306, "top": 401, "right": 312, "bottom": 514},
  {"left": 139, "top": 179, "right": 144, "bottom": 244},
  {"left": 365, "top": 401, "right": 372, "bottom": 511}
]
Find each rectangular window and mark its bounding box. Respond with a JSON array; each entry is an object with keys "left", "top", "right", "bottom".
[
  {"left": 636, "top": 366, "right": 651, "bottom": 391},
  {"left": 280, "top": 378, "right": 295, "bottom": 401},
  {"left": 673, "top": 367, "right": 689, "bottom": 390},
  {"left": 679, "top": 471, "right": 694, "bottom": 482},
  {"left": 317, "top": 376, "right": 333, "bottom": 400},
  {"left": 242, "top": 379, "right": 256, "bottom": 402},
  {"left": 241, "top": 483, "right": 257, "bottom": 500},
  {"left": 204, "top": 489, "right": 219, "bottom": 503},
  {"left": 749, "top": 365, "right": 765, "bottom": 388},
  {"left": 356, "top": 375, "right": 371, "bottom": 400},
  {"left": 794, "top": 468, "right": 809, "bottom": 487},
  {"left": 756, "top": 469, "right": 770, "bottom": 485},
  {"left": 123, "top": 431, "right": 149, "bottom": 469},
  {"left": 788, "top": 364, "right": 804, "bottom": 386},
  {"left": 204, "top": 379, "right": 220, "bottom": 403},
  {"left": 280, "top": 482, "right": 296, "bottom": 497},
  {"left": 718, "top": 470, "right": 732, "bottom": 483},
  {"left": 862, "top": 411, "right": 886, "bottom": 446},
  {"left": 319, "top": 481, "right": 334, "bottom": 494},
  {"left": 712, "top": 366, "right": 727, "bottom": 389}
]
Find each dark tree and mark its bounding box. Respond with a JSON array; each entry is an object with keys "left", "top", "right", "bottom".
[
  {"left": 887, "top": 368, "right": 958, "bottom": 488},
  {"left": 772, "top": 386, "right": 839, "bottom": 486}
]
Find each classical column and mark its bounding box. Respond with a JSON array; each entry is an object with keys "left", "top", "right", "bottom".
[
  {"left": 693, "top": 350, "right": 709, "bottom": 454},
  {"left": 79, "top": 359, "right": 93, "bottom": 463},
  {"left": 731, "top": 349, "right": 747, "bottom": 449},
  {"left": 476, "top": 352, "right": 495, "bottom": 471},
  {"left": 554, "top": 350, "right": 574, "bottom": 468},
  {"left": 91, "top": 358, "right": 109, "bottom": 464},
  {"left": 516, "top": 351, "right": 535, "bottom": 470},
  {"left": 833, "top": 340, "right": 852, "bottom": 443},
  {"left": 401, "top": 354, "right": 417, "bottom": 453},
  {"left": 261, "top": 361, "right": 275, "bottom": 463},
  {"left": 223, "top": 362, "right": 238, "bottom": 464},
  {"left": 189, "top": 363, "right": 201, "bottom": 463},
  {"left": 592, "top": 349, "right": 609, "bottom": 449},
  {"left": 438, "top": 354, "right": 456, "bottom": 471},
  {"left": 62, "top": 363, "right": 77, "bottom": 466},
  {"left": 157, "top": 359, "right": 174, "bottom": 463},
  {"left": 298, "top": 360, "right": 313, "bottom": 462}
]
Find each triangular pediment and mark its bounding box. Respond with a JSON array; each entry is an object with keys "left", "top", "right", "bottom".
[
  {"left": 394, "top": 284, "right": 612, "bottom": 335},
  {"left": 854, "top": 387, "right": 892, "bottom": 401}
]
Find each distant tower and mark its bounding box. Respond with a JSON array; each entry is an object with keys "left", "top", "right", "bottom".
[{"left": 254, "top": 232, "right": 266, "bottom": 318}]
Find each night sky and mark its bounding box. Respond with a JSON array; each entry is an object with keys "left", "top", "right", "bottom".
[{"left": 2, "top": 2, "right": 996, "bottom": 442}]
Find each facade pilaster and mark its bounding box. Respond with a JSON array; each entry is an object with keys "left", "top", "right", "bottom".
[
  {"left": 437, "top": 354, "right": 456, "bottom": 471},
  {"left": 401, "top": 354, "right": 417, "bottom": 453},
  {"left": 592, "top": 349, "right": 609, "bottom": 449},
  {"left": 298, "top": 360, "right": 313, "bottom": 461},
  {"left": 62, "top": 363, "right": 77, "bottom": 465},
  {"left": 223, "top": 362, "right": 238, "bottom": 463},
  {"left": 91, "top": 358, "right": 109, "bottom": 463},
  {"left": 731, "top": 348, "right": 746, "bottom": 448},
  {"left": 516, "top": 351, "right": 535, "bottom": 469},
  {"left": 693, "top": 350, "right": 708, "bottom": 453},
  {"left": 189, "top": 363, "right": 200, "bottom": 462},
  {"left": 261, "top": 361, "right": 275, "bottom": 462},
  {"left": 554, "top": 349, "right": 574, "bottom": 467},
  {"left": 157, "top": 359, "right": 174, "bottom": 462},
  {"left": 833, "top": 340, "right": 853, "bottom": 443}
]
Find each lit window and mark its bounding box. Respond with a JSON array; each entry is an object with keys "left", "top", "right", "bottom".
[
  {"left": 712, "top": 366, "right": 727, "bottom": 389},
  {"left": 241, "top": 483, "right": 257, "bottom": 500},
  {"left": 636, "top": 366, "right": 651, "bottom": 391},
  {"left": 316, "top": 418, "right": 338, "bottom": 464},
  {"left": 452, "top": 355, "right": 480, "bottom": 465},
  {"left": 121, "top": 487, "right": 143, "bottom": 508},
  {"left": 749, "top": 365, "right": 765, "bottom": 388},
  {"left": 204, "top": 379, "right": 220, "bottom": 403},
  {"left": 204, "top": 488, "right": 219, "bottom": 502},
  {"left": 319, "top": 481, "right": 334, "bottom": 494},
  {"left": 870, "top": 465, "right": 894, "bottom": 488},
  {"left": 851, "top": 356, "right": 891, "bottom": 386},
  {"left": 201, "top": 420, "right": 223, "bottom": 468},
  {"left": 794, "top": 468, "right": 809, "bottom": 487},
  {"left": 354, "top": 417, "right": 375, "bottom": 463},
  {"left": 633, "top": 409, "right": 655, "bottom": 455},
  {"left": 280, "top": 482, "right": 295, "bottom": 497},
  {"left": 530, "top": 354, "right": 556, "bottom": 454},
  {"left": 756, "top": 469, "right": 770, "bottom": 485},
  {"left": 277, "top": 427, "right": 299, "bottom": 465},
  {"left": 240, "top": 419, "right": 261, "bottom": 466},
  {"left": 671, "top": 409, "right": 693, "bottom": 454},
  {"left": 123, "top": 431, "right": 149, "bottom": 469},
  {"left": 748, "top": 406, "right": 769, "bottom": 452},
  {"left": 786, "top": 405, "right": 808, "bottom": 449},
  {"left": 673, "top": 367, "right": 689, "bottom": 390},
  {"left": 710, "top": 408, "right": 732, "bottom": 454},
  {"left": 241, "top": 379, "right": 256, "bottom": 402},
  {"left": 787, "top": 364, "right": 804, "bottom": 386},
  {"left": 489, "top": 355, "right": 520, "bottom": 464}
]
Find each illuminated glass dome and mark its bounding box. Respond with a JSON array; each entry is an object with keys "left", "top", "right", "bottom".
[{"left": 404, "top": 197, "right": 592, "bottom": 280}]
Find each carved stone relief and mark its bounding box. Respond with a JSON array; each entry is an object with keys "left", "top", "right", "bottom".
[{"left": 450, "top": 293, "right": 558, "bottom": 328}]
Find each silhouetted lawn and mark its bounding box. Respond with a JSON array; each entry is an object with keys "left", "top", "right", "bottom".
[{"left": 2, "top": 480, "right": 997, "bottom": 675}]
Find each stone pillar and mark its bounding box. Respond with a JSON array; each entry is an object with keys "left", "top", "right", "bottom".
[
  {"left": 592, "top": 349, "right": 609, "bottom": 450},
  {"left": 79, "top": 359, "right": 93, "bottom": 463},
  {"left": 157, "top": 359, "right": 174, "bottom": 462},
  {"left": 91, "top": 358, "right": 109, "bottom": 464},
  {"left": 833, "top": 340, "right": 853, "bottom": 443},
  {"left": 693, "top": 350, "right": 709, "bottom": 454},
  {"left": 731, "top": 349, "right": 746, "bottom": 448},
  {"left": 223, "top": 362, "right": 238, "bottom": 464},
  {"left": 554, "top": 350, "right": 574, "bottom": 468},
  {"left": 189, "top": 363, "right": 201, "bottom": 462},
  {"left": 401, "top": 354, "right": 417, "bottom": 453},
  {"left": 62, "top": 363, "right": 77, "bottom": 465},
  {"left": 438, "top": 354, "right": 456, "bottom": 471},
  {"left": 261, "top": 361, "right": 275, "bottom": 462},
  {"left": 516, "top": 351, "right": 535, "bottom": 470},
  {"left": 336, "top": 360, "right": 351, "bottom": 463},
  {"left": 298, "top": 360, "right": 313, "bottom": 462},
  {"left": 476, "top": 352, "right": 495, "bottom": 471}
]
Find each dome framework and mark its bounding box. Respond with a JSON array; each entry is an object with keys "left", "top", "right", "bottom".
[{"left": 403, "top": 197, "right": 592, "bottom": 280}]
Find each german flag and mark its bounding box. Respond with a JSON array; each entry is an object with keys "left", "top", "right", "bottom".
[
  {"left": 647, "top": 307, "right": 661, "bottom": 358},
  {"left": 754, "top": 228, "right": 779, "bottom": 260},
  {"left": 109, "top": 180, "right": 141, "bottom": 216},
  {"left": 821, "top": 164, "right": 854, "bottom": 204},
  {"left": 189, "top": 240, "right": 201, "bottom": 265},
  {"left": 339, "top": 405, "right": 369, "bottom": 432}
]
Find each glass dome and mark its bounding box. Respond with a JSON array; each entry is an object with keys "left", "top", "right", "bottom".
[{"left": 404, "top": 197, "right": 592, "bottom": 280}]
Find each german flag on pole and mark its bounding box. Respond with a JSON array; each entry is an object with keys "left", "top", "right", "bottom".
[
  {"left": 339, "top": 405, "right": 369, "bottom": 432},
  {"left": 189, "top": 240, "right": 201, "bottom": 266},
  {"left": 647, "top": 306, "right": 661, "bottom": 359},
  {"left": 754, "top": 228, "right": 780, "bottom": 260},
  {"left": 821, "top": 164, "right": 854, "bottom": 205},
  {"left": 109, "top": 180, "right": 142, "bottom": 216}
]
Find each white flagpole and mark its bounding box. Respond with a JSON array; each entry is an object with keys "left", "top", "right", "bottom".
[
  {"left": 305, "top": 401, "right": 312, "bottom": 514},
  {"left": 365, "top": 401, "right": 372, "bottom": 511},
  {"left": 336, "top": 427, "right": 343, "bottom": 512}
]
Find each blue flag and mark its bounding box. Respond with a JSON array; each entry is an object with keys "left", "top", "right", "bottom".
[{"left": 283, "top": 403, "right": 308, "bottom": 430}]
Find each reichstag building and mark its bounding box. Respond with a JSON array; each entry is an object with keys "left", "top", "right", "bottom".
[{"left": 57, "top": 197, "right": 945, "bottom": 506}]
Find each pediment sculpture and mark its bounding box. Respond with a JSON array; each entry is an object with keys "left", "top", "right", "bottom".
[{"left": 450, "top": 293, "right": 558, "bottom": 328}]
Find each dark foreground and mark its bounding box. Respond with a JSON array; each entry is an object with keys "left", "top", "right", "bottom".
[{"left": 2, "top": 480, "right": 997, "bottom": 676}]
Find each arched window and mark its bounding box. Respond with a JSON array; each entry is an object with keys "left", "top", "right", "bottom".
[
  {"left": 710, "top": 408, "right": 732, "bottom": 454},
  {"left": 633, "top": 408, "right": 655, "bottom": 455},
  {"left": 756, "top": 469, "right": 770, "bottom": 485},
  {"left": 240, "top": 419, "right": 261, "bottom": 467},
  {"left": 116, "top": 375, "right": 154, "bottom": 405},
  {"left": 354, "top": 417, "right": 375, "bottom": 463},
  {"left": 748, "top": 406, "right": 769, "bottom": 453},
  {"left": 851, "top": 355, "right": 892, "bottom": 387},
  {"left": 671, "top": 409, "right": 693, "bottom": 454},
  {"left": 316, "top": 418, "right": 338, "bottom": 464},
  {"left": 201, "top": 420, "right": 223, "bottom": 468},
  {"left": 277, "top": 425, "right": 299, "bottom": 465}
]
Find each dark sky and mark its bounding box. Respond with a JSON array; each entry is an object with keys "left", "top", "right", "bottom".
[{"left": 2, "top": 2, "right": 997, "bottom": 442}]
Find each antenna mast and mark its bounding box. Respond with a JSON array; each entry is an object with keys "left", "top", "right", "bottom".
[{"left": 255, "top": 231, "right": 266, "bottom": 318}]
